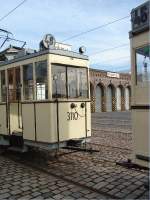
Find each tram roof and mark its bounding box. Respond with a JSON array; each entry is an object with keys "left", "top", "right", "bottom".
[{"left": 0, "top": 48, "right": 88, "bottom": 67}]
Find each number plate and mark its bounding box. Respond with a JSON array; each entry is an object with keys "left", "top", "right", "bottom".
[{"left": 67, "top": 112, "right": 79, "bottom": 121}]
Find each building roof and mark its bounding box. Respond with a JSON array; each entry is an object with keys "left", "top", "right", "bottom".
[{"left": 0, "top": 45, "right": 23, "bottom": 61}]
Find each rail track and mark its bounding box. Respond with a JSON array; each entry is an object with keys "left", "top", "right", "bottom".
[{"left": 0, "top": 150, "right": 117, "bottom": 199}]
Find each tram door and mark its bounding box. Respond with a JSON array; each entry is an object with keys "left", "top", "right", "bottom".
[
  {"left": 7, "top": 67, "right": 22, "bottom": 134},
  {"left": 106, "top": 85, "right": 113, "bottom": 112},
  {"left": 116, "top": 87, "right": 121, "bottom": 111},
  {"left": 95, "top": 85, "right": 102, "bottom": 112}
]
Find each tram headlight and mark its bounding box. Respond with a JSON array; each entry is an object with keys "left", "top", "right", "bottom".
[
  {"left": 80, "top": 103, "right": 85, "bottom": 108},
  {"left": 70, "top": 103, "right": 77, "bottom": 109},
  {"left": 79, "top": 46, "right": 86, "bottom": 54}
]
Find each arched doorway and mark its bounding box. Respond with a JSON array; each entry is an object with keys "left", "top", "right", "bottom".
[
  {"left": 95, "top": 83, "right": 104, "bottom": 112},
  {"left": 116, "top": 85, "right": 124, "bottom": 111},
  {"left": 125, "top": 86, "right": 131, "bottom": 110},
  {"left": 106, "top": 84, "right": 115, "bottom": 112}
]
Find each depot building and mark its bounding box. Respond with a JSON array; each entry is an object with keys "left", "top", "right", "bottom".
[{"left": 90, "top": 68, "right": 131, "bottom": 113}]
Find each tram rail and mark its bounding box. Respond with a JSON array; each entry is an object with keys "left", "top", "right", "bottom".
[{"left": 0, "top": 150, "right": 117, "bottom": 199}]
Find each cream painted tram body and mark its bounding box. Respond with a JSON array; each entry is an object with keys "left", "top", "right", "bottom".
[
  {"left": 130, "top": 1, "right": 150, "bottom": 168},
  {"left": 0, "top": 47, "right": 91, "bottom": 150}
]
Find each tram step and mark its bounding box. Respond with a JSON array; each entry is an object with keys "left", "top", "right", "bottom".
[
  {"left": 8, "top": 146, "right": 28, "bottom": 153},
  {"left": 10, "top": 132, "right": 23, "bottom": 147}
]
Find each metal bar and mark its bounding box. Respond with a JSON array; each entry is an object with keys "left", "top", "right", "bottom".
[
  {"left": 0, "top": 28, "right": 12, "bottom": 35},
  {"left": 63, "top": 146, "right": 99, "bottom": 153},
  {"left": 66, "top": 67, "right": 68, "bottom": 99},
  {"left": 136, "top": 154, "right": 150, "bottom": 162},
  {"left": 0, "top": 37, "right": 8, "bottom": 49},
  {"left": 21, "top": 100, "right": 91, "bottom": 104},
  {"left": 7, "top": 87, "right": 11, "bottom": 135},
  {"left": 5, "top": 86, "right": 8, "bottom": 129},
  {"left": 131, "top": 105, "right": 150, "bottom": 109},
  {"left": 56, "top": 99, "right": 60, "bottom": 151},
  {"left": 33, "top": 103, "right": 37, "bottom": 141},
  {"left": 84, "top": 101, "right": 87, "bottom": 149}
]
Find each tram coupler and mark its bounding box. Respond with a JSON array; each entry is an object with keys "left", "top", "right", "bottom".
[
  {"left": 116, "top": 159, "right": 149, "bottom": 170},
  {"left": 63, "top": 146, "right": 99, "bottom": 153}
]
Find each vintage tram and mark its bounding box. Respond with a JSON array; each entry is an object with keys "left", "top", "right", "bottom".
[
  {"left": 0, "top": 35, "right": 91, "bottom": 151},
  {"left": 130, "top": 1, "right": 150, "bottom": 168}
]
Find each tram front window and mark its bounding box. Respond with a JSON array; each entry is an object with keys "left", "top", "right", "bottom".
[
  {"left": 68, "top": 68, "right": 88, "bottom": 98},
  {"left": 136, "top": 45, "right": 150, "bottom": 84},
  {"left": 23, "top": 63, "right": 34, "bottom": 100},
  {"left": 35, "top": 61, "right": 48, "bottom": 100},
  {"left": 52, "top": 65, "right": 88, "bottom": 99},
  {"left": 52, "top": 65, "right": 67, "bottom": 98}
]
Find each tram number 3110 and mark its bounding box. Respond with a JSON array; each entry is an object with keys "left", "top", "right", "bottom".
[{"left": 67, "top": 112, "right": 79, "bottom": 121}]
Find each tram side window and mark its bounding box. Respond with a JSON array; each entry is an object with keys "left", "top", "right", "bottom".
[
  {"left": 68, "top": 68, "right": 88, "bottom": 98},
  {"left": 7, "top": 67, "right": 21, "bottom": 101},
  {"left": 52, "top": 65, "right": 67, "bottom": 98},
  {"left": 7, "top": 67, "right": 21, "bottom": 102},
  {"left": 1, "top": 70, "right": 6, "bottom": 102},
  {"left": 136, "top": 45, "right": 150, "bottom": 84},
  {"left": 35, "top": 61, "right": 48, "bottom": 100},
  {"left": 23, "top": 64, "right": 34, "bottom": 100}
]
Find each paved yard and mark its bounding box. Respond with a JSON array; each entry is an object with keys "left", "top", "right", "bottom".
[{"left": 0, "top": 111, "right": 149, "bottom": 199}]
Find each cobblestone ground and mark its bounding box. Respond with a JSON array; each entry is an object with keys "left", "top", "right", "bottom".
[
  {"left": 0, "top": 111, "right": 149, "bottom": 199},
  {"left": 0, "top": 156, "right": 106, "bottom": 200}
]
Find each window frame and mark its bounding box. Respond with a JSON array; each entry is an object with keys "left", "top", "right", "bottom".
[
  {"left": 35, "top": 60, "right": 48, "bottom": 100},
  {"left": 52, "top": 63, "right": 89, "bottom": 99},
  {"left": 135, "top": 44, "right": 150, "bottom": 86},
  {"left": 23, "top": 63, "right": 34, "bottom": 101},
  {"left": 0, "top": 70, "right": 6, "bottom": 103}
]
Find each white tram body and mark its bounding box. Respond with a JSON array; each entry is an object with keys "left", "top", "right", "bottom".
[
  {"left": 0, "top": 38, "right": 91, "bottom": 150},
  {"left": 130, "top": 1, "right": 150, "bottom": 167}
]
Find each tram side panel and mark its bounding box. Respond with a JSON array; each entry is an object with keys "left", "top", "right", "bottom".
[
  {"left": 9, "top": 103, "right": 22, "bottom": 134},
  {"left": 21, "top": 102, "right": 91, "bottom": 145},
  {"left": 59, "top": 102, "right": 91, "bottom": 141},
  {"left": 132, "top": 110, "right": 149, "bottom": 167},
  {"left": 22, "top": 104, "right": 36, "bottom": 141},
  {"left": 0, "top": 104, "right": 7, "bottom": 135},
  {"left": 35, "top": 103, "right": 57, "bottom": 143}
]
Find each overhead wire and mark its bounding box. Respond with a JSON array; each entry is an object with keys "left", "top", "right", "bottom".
[
  {"left": 0, "top": 0, "right": 28, "bottom": 48},
  {"left": 0, "top": 0, "right": 28, "bottom": 23},
  {"left": 90, "top": 43, "right": 129, "bottom": 56},
  {"left": 62, "top": 15, "right": 130, "bottom": 42},
  {"left": 91, "top": 56, "right": 130, "bottom": 65}
]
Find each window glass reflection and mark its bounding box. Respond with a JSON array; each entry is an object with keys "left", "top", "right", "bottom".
[
  {"left": 35, "top": 61, "right": 48, "bottom": 100},
  {"left": 52, "top": 65, "right": 67, "bottom": 98},
  {"left": 136, "top": 45, "right": 150, "bottom": 84},
  {"left": 23, "top": 63, "right": 34, "bottom": 100},
  {"left": 68, "top": 68, "right": 88, "bottom": 98},
  {"left": 52, "top": 65, "right": 88, "bottom": 99}
]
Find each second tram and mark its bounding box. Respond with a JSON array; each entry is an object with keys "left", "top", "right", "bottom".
[{"left": 130, "top": 1, "right": 150, "bottom": 168}]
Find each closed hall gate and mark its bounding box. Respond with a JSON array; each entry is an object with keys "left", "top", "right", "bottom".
[
  {"left": 125, "top": 87, "right": 130, "bottom": 110},
  {"left": 116, "top": 87, "right": 121, "bottom": 111},
  {"left": 106, "top": 85, "right": 113, "bottom": 112},
  {"left": 95, "top": 85, "right": 102, "bottom": 112}
]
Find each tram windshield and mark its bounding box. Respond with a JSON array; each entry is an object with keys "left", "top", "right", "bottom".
[
  {"left": 52, "top": 65, "right": 88, "bottom": 98},
  {"left": 136, "top": 45, "right": 150, "bottom": 84}
]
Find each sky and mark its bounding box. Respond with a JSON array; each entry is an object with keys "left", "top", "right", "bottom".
[{"left": 0, "top": 0, "right": 147, "bottom": 72}]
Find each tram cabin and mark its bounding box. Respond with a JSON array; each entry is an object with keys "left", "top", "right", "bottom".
[
  {"left": 0, "top": 36, "right": 91, "bottom": 151},
  {"left": 130, "top": 1, "right": 150, "bottom": 167}
]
